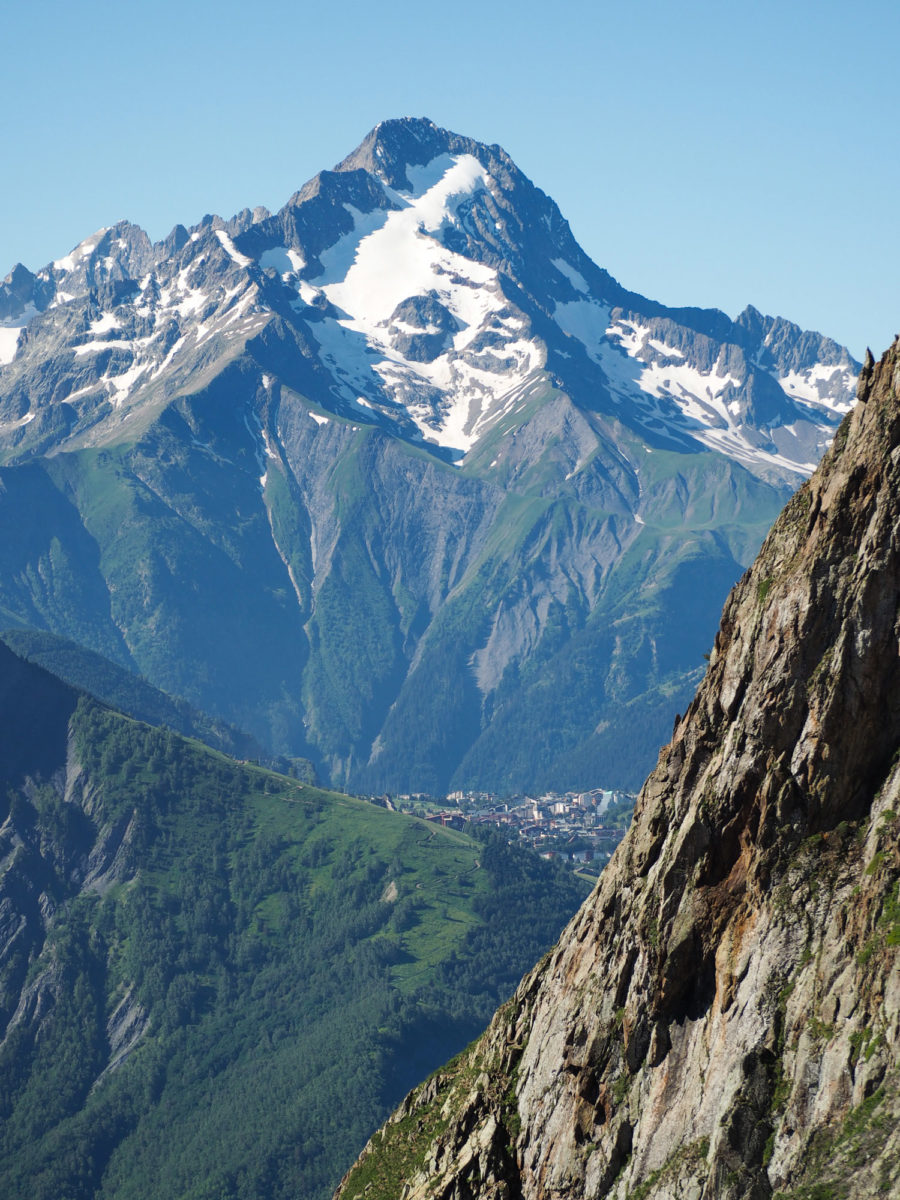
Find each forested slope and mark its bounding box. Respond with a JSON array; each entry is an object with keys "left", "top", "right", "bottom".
[{"left": 0, "top": 644, "right": 586, "bottom": 1199}]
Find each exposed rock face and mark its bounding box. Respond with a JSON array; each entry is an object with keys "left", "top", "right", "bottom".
[
  {"left": 0, "top": 646, "right": 144, "bottom": 1063},
  {"left": 334, "top": 340, "right": 900, "bottom": 1199}
]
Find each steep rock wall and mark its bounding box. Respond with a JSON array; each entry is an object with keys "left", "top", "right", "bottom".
[{"left": 335, "top": 342, "right": 900, "bottom": 1199}]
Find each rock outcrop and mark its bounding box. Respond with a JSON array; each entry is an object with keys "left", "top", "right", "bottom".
[{"left": 334, "top": 339, "right": 900, "bottom": 1199}]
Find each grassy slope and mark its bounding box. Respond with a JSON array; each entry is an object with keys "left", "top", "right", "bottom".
[{"left": 0, "top": 693, "right": 586, "bottom": 1200}]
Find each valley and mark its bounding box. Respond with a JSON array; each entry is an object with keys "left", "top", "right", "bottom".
[{"left": 378, "top": 787, "right": 636, "bottom": 878}]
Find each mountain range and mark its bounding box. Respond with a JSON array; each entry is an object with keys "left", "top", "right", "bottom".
[{"left": 0, "top": 118, "right": 859, "bottom": 793}]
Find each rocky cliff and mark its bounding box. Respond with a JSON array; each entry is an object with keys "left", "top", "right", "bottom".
[{"left": 334, "top": 340, "right": 900, "bottom": 1199}]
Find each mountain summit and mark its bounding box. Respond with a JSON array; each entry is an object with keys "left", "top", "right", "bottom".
[
  {"left": 0, "top": 116, "right": 856, "bottom": 477},
  {"left": 0, "top": 120, "right": 861, "bottom": 792}
]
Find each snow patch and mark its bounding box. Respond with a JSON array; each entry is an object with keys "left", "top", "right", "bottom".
[
  {"left": 215, "top": 230, "right": 253, "bottom": 268},
  {"left": 53, "top": 229, "right": 107, "bottom": 273},
  {"left": 175, "top": 288, "right": 209, "bottom": 318},
  {"left": 89, "top": 312, "right": 121, "bottom": 335},
  {"left": 597, "top": 316, "right": 837, "bottom": 479},
  {"left": 637, "top": 361, "right": 742, "bottom": 423},
  {"left": 395, "top": 153, "right": 488, "bottom": 227},
  {"left": 0, "top": 326, "right": 25, "bottom": 365},
  {"left": 309, "top": 411, "right": 330, "bottom": 426},
  {"left": 551, "top": 258, "right": 589, "bottom": 294},
  {"left": 648, "top": 337, "right": 684, "bottom": 359},
  {"left": 108, "top": 362, "right": 151, "bottom": 406},
  {"left": 607, "top": 319, "right": 685, "bottom": 362},
  {"left": 64, "top": 382, "right": 103, "bottom": 402},
  {"left": 259, "top": 246, "right": 306, "bottom": 274},
  {"left": 779, "top": 363, "right": 856, "bottom": 415},
  {"left": 152, "top": 335, "right": 186, "bottom": 377},
  {"left": 315, "top": 160, "right": 493, "bottom": 320},
  {"left": 74, "top": 339, "right": 134, "bottom": 357},
  {"left": 299, "top": 153, "right": 543, "bottom": 454}
]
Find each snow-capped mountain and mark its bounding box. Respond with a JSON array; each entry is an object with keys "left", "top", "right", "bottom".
[
  {"left": 0, "top": 119, "right": 860, "bottom": 792},
  {"left": 0, "top": 119, "right": 856, "bottom": 481}
]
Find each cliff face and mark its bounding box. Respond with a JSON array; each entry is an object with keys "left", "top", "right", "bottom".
[{"left": 335, "top": 341, "right": 900, "bottom": 1200}]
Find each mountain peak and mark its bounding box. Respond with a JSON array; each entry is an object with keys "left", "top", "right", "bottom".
[
  {"left": 0, "top": 118, "right": 867, "bottom": 831},
  {"left": 335, "top": 117, "right": 450, "bottom": 190},
  {"left": 0, "top": 118, "right": 858, "bottom": 482},
  {"left": 334, "top": 116, "right": 513, "bottom": 192}
]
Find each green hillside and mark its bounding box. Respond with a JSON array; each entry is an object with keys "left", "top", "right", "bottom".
[
  {"left": 0, "top": 648, "right": 587, "bottom": 1200},
  {"left": 0, "top": 626, "right": 315, "bottom": 780}
]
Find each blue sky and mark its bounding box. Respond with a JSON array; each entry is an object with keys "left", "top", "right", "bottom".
[{"left": 3, "top": 0, "right": 897, "bottom": 358}]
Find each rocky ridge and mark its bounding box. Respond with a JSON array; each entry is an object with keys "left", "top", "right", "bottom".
[
  {"left": 334, "top": 339, "right": 900, "bottom": 1198},
  {"left": 0, "top": 119, "right": 857, "bottom": 482}
]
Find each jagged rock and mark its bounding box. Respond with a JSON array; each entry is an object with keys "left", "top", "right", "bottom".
[{"left": 334, "top": 341, "right": 900, "bottom": 1198}]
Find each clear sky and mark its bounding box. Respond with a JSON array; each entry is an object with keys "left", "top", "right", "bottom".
[{"left": 3, "top": 0, "right": 897, "bottom": 359}]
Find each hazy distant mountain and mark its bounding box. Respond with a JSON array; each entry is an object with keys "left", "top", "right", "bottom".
[
  {"left": 0, "top": 118, "right": 859, "bottom": 792},
  {"left": 0, "top": 626, "right": 315, "bottom": 778}
]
